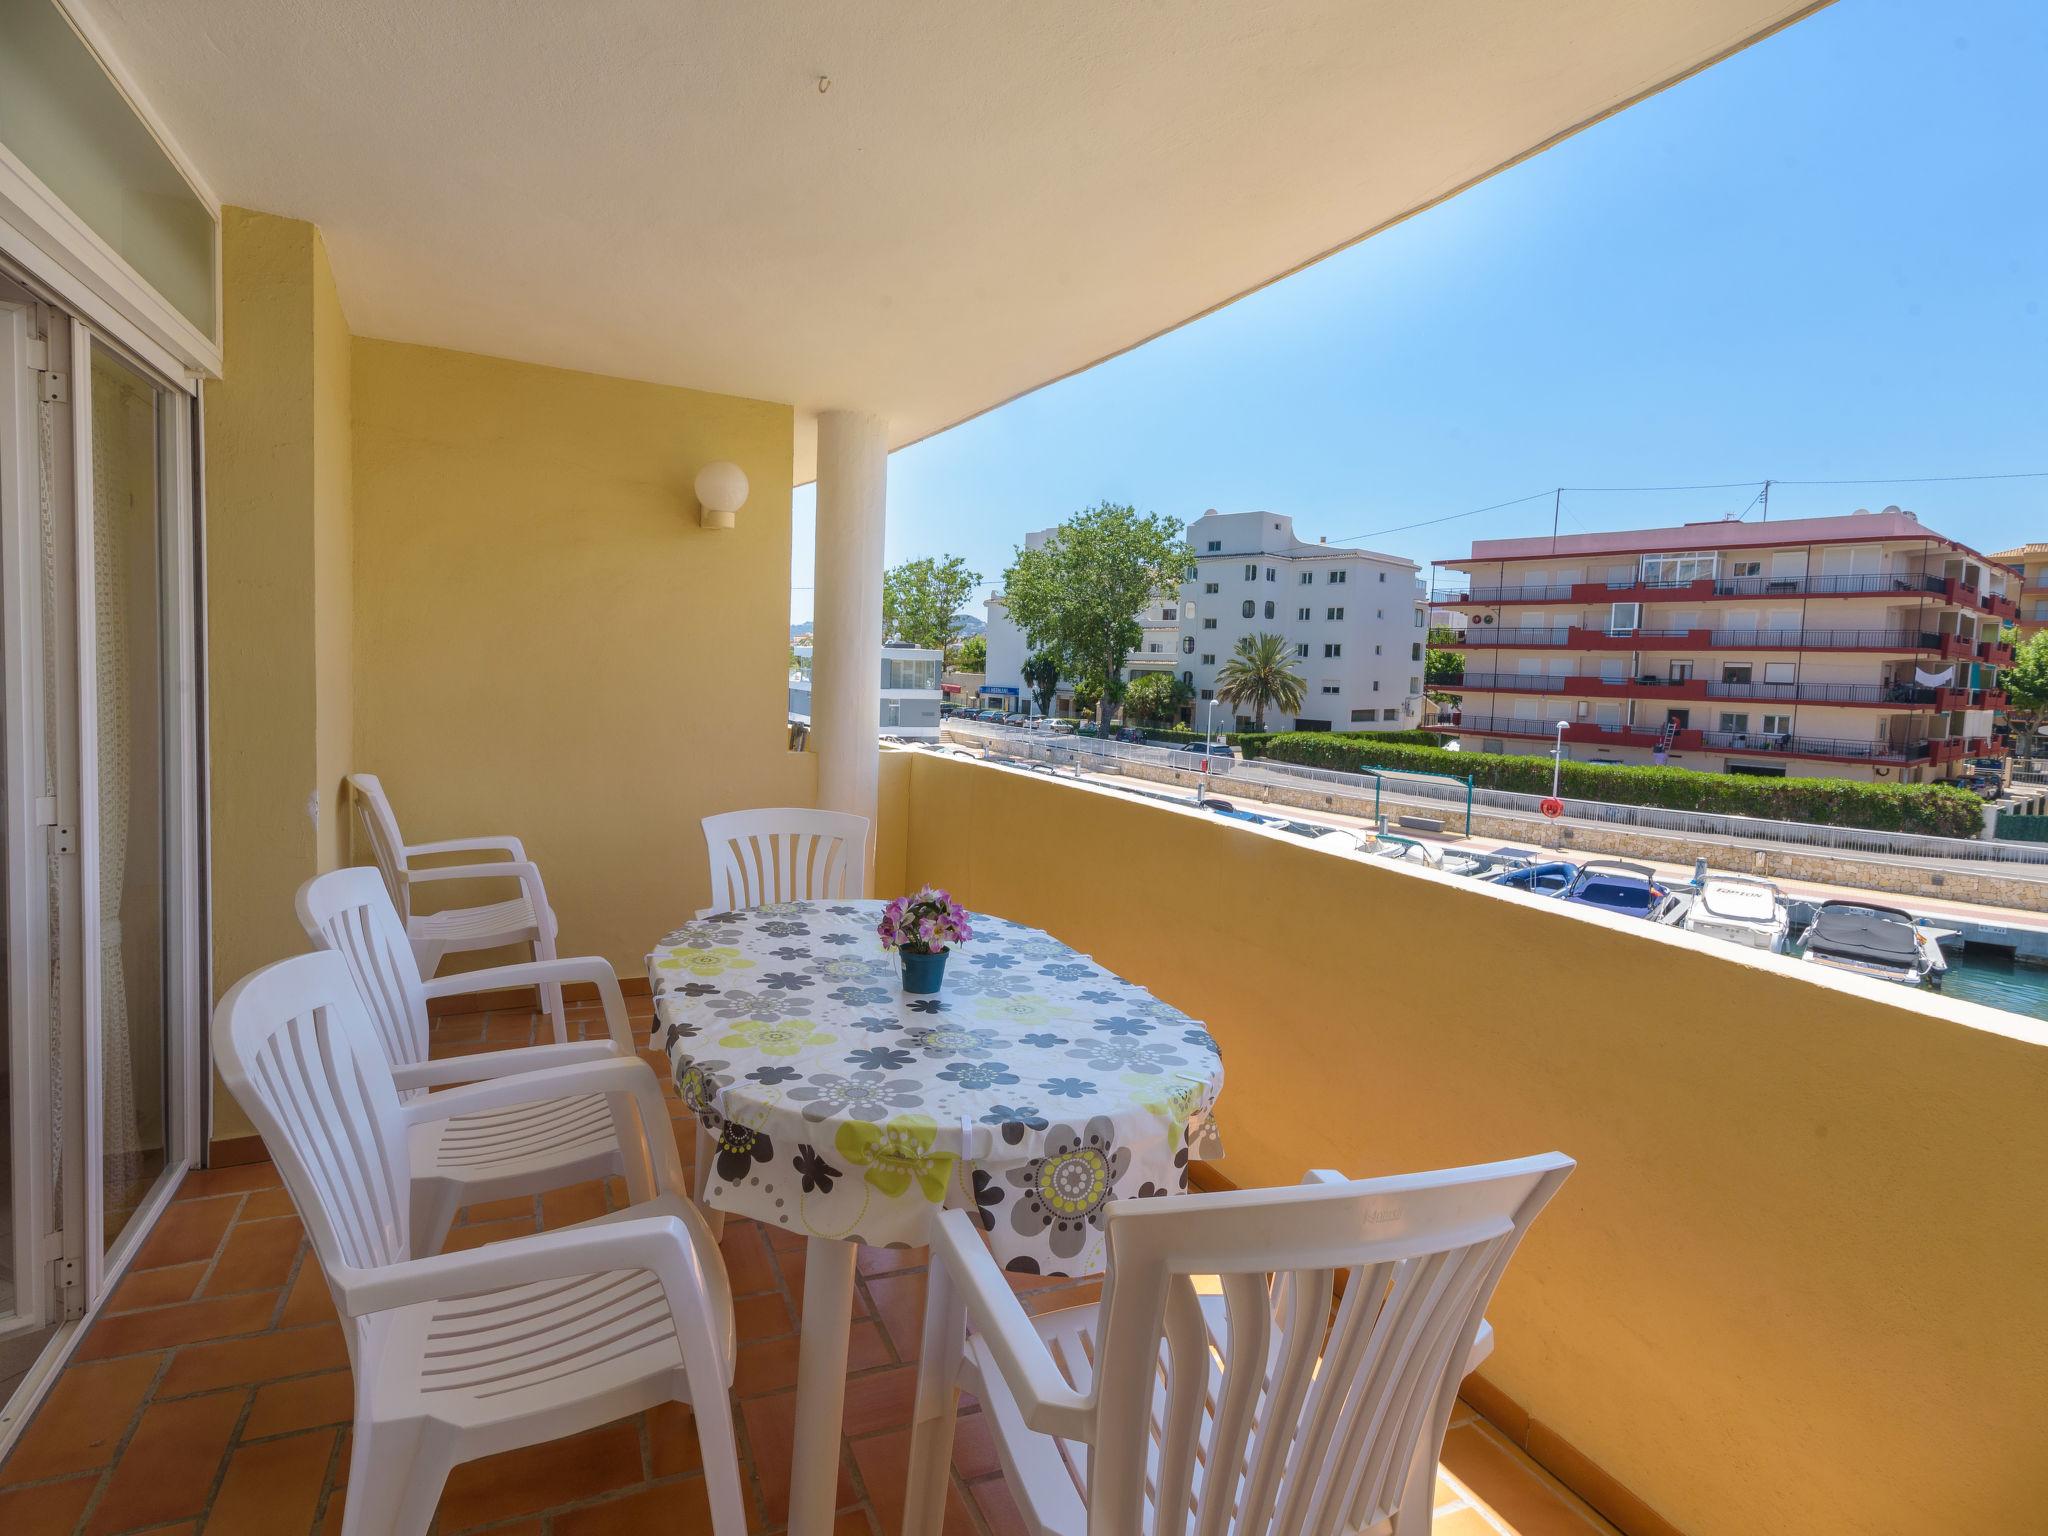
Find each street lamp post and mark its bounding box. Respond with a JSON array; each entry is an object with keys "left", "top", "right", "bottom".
[{"left": 1551, "top": 719, "right": 1569, "bottom": 799}]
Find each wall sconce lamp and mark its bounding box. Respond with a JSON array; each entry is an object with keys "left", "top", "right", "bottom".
[{"left": 695, "top": 461, "right": 749, "bottom": 529}]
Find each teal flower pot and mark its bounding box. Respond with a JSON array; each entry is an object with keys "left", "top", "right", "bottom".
[{"left": 900, "top": 948, "right": 948, "bottom": 994}]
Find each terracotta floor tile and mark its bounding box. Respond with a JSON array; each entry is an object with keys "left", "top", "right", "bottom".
[
  {"left": 76, "top": 1288, "right": 279, "bottom": 1361},
  {"left": 735, "top": 1289, "right": 793, "bottom": 1341},
  {"left": 858, "top": 1243, "right": 927, "bottom": 1276},
  {"left": 740, "top": 1391, "right": 856, "bottom": 1528},
  {"left": 201, "top": 1215, "right": 305, "bottom": 1294},
  {"left": 156, "top": 1322, "right": 347, "bottom": 1396},
  {"left": 239, "top": 1185, "right": 299, "bottom": 1220},
  {"left": 206, "top": 1427, "right": 337, "bottom": 1535},
  {"left": 83, "top": 1388, "right": 244, "bottom": 1534},
  {"left": 849, "top": 1425, "right": 977, "bottom": 1535},
  {"left": 173, "top": 1162, "right": 283, "bottom": 1202},
  {"left": 863, "top": 1270, "right": 926, "bottom": 1359},
  {"left": 648, "top": 1399, "right": 705, "bottom": 1479},
  {"left": 835, "top": 1510, "right": 879, "bottom": 1535},
  {"left": 245, "top": 1370, "right": 355, "bottom": 1439},
  {"left": 105, "top": 1260, "right": 207, "bottom": 1313},
  {"left": 949, "top": 1408, "right": 1000, "bottom": 1481},
  {"left": 969, "top": 1473, "right": 1032, "bottom": 1536},
  {"left": 552, "top": 1477, "right": 715, "bottom": 1536},
  {"left": 736, "top": 1318, "right": 890, "bottom": 1398},
  {"left": 130, "top": 1195, "right": 238, "bottom": 1268},
  {"left": 841, "top": 1364, "right": 919, "bottom": 1437},
  {"left": 719, "top": 1221, "right": 779, "bottom": 1295},
  {"left": 0, "top": 1352, "right": 162, "bottom": 1483},
  {"left": 440, "top": 1215, "right": 539, "bottom": 1252},
  {"left": 540, "top": 1179, "right": 612, "bottom": 1229},
  {"left": 456, "top": 1195, "right": 536, "bottom": 1224},
  {"left": 279, "top": 1262, "right": 339, "bottom": 1328},
  {"left": 435, "top": 1422, "right": 643, "bottom": 1529},
  {"left": 0, "top": 1472, "right": 100, "bottom": 1532}
]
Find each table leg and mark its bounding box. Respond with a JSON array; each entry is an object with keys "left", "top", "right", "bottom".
[
  {"left": 902, "top": 1249, "right": 965, "bottom": 1536},
  {"left": 787, "top": 1234, "right": 858, "bottom": 1535}
]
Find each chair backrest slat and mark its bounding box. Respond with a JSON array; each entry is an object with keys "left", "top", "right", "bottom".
[
  {"left": 296, "top": 866, "right": 432, "bottom": 1094},
  {"left": 1086, "top": 1153, "right": 1573, "bottom": 1536},
  {"left": 701, "top": 808, "right": 870, "bottom": 911},
  {"left": 349, "top": 773, "right": 413, "bottom": 921},
  {"left": 215, "top": 952, "right": 413, "bottom": 1280}
]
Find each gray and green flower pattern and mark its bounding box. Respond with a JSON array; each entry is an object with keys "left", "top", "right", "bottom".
[{"left": 648, "top": 901, "right": 1224, "bottom": 1275}]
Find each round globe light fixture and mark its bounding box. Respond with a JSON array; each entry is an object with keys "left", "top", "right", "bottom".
[{"left": 695, "top": 461, "right": 749, "bottom": 529}]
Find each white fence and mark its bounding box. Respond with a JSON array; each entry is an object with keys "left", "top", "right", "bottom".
[{"left": 939, "top": 722, "right": 2048, "bottom": 868}]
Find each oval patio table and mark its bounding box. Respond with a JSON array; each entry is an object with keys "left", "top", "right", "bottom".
[{"left": 647, "top": 898, "right": 1224, "bottom": 1536}]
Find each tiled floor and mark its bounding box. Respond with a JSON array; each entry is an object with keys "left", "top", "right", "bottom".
[{"left": 0, "top": 995, "right": 1621, "bottom": 1535}]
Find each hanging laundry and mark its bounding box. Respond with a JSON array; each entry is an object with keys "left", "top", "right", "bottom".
[{"left": 1915, "top": 664, "right": 1956, "bottom": 688}]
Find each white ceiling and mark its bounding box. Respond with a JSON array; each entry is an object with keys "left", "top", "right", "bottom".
[{"left": 78, "top": 0, "right": 1825, "bottom": 482}]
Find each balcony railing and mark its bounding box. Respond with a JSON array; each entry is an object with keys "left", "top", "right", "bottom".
[
  {"left": 1697, "top": 730, "right": 1933, "bottom": 762},
  {"left": 1453, "top": 625, "right": 1951, "bottom": 652},
  {"left": 1445, "top": 672, "right": 1951, "bottom": 707},
  {"left": 1454, "top": 572, "right": 1951, "bottom": 604}
]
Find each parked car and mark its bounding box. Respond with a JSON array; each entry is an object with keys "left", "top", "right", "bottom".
[
  {"left": 1117, "top": 726, "right": 1147, "bottom": 743},
  {"left": 1179, "top": 742, "right": 1237, "bottom": 764}
]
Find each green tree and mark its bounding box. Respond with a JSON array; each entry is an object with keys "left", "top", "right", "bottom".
[
  {"left": 956, "top": 633, "right": 987, "bottom": 672},
  {"left": 1124, "top": 671, "right": 1193, "bottom": 726},
  {"left": 1022, "top": 650, "right": 1062, "bottom": 717},
  {"left": 1425, "top": 624, "right": 1465, "bottom": 702},
  {"left": 2005, "top": 629, "right": 2048, "bottom": 760},
  {"left": 1214, "top": 632, "right": 1306, "bottom": 731},
  {"left": 883, "top": 555, "right": 982, "bottom": 664},
  {"left": 1003, "top": 503, "right": 1193, "bottom": 730}
]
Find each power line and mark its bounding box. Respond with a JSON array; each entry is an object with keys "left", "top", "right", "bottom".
[{"left": 1327, "top": 489, "right": 1554, "bottom": 544}]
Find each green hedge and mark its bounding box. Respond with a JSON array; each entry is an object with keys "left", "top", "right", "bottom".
[
  {"left": 1253, "top": 732, "right": 1985, "bottom": 838},
  {"left": 1996, "top": 810, "right": 2048, "bottom": 842}
]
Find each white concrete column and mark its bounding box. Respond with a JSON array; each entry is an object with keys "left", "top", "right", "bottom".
[{"left": 811, "top": 409, "right": 888, "bottom": 852}]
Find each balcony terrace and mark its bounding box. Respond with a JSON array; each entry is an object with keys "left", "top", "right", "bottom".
[
  {"left": 1443, "top": 572, "right": 1953, "bottom": 606},
  {"left": 1443, "top": 672, "right": 1957, "bottom": 708},
  {"left": 1453, "top": 625, "right": 1954, "bottom": 654}
]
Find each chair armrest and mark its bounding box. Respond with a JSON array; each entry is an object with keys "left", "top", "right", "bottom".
[
  {"left": 405, "top": 860, "right": 555, "bottom": 932},
  {"left": 406, "top": 834, "right": 527, "bottom": 862},
  {"left": 401, "top": 1055, "right": 687, "bottom": 1194},
  {"left": 333, "top": 1211, "right": 717, "bottom": 1318},
  {"left": 420, "top": 956, "right": 635, "bottom": 1055},
  {"left": 393, "top": 1039, "right": 617, "bottom": 1091},
  {"left": 928, "top": 1209, "right": 1094, "bottom": 1438}
]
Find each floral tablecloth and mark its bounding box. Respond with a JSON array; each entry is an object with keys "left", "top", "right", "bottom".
[{"left": 647, "top": 901, "right": 1224, "bottom": 1276}]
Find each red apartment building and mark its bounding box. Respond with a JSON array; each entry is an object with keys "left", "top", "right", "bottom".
[{"left": 1432, "top": 508, "right": 2017, "bottom": 783}]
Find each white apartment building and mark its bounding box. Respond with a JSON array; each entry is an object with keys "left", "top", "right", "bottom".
[
  {"left": 790, "top": 643, "right": 944, "bottom": 739},
  {"left": 980, "top": 511, "right": 1426, "bottom": 730},
  {"left": 1178, "top": 511, "right": 1425, "bottom": 731}
]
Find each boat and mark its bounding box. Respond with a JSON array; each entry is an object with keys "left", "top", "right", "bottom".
[
  {"left": 1653, "top": 873, "right": 1792, "bottom": 952},
  {"left": 1482, "top": 859, "right": 1577, "bottom": 894},
  {"left": 1551, "top": 860, "right": 1667, "bottom": 919},
  {"left": 1368, "top": 833, "right": 1444, "bottom": 867},
  {"left": 1796, "top": 900, "right": 1950, "bottom": 988}
]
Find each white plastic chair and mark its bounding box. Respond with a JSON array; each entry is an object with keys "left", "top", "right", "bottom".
[
  {"left": 699, "top": 807, "right": 870, "bottom": 913},
  {"left": 296, "top": 865, "right": 653, "bottom": 1254},
  {"left": 903, "top": 1153, "right": 1574, "bottom": 1536},
  {"left": 350, "top": 773, "right": 566, "bottom": 1038},
  {"left": 213, "top": 950, "right": 744, "bottom": 1536}
]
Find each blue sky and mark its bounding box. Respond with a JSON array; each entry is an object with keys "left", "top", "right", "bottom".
[{"left": 790, "top": 0, "right": 2046, "bottom": 626}]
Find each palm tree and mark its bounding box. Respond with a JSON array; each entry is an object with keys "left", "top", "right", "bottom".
[{"left": 1214, "top": 632, "right": 1306, "bottom": 731}]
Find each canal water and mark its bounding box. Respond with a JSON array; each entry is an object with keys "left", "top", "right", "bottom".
[{"left": 1943, "top": 947, "right": 2048, "bottom": 1022}]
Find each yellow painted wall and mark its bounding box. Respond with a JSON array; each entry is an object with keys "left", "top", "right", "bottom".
[
  {"left": 310, "top": 235, "right": 353, "bottom": 875},
  {"left": 887, "top": 753, "right": 2048, "bottom": 1535},
  {"left": 351, "top": 340, "right": 813, "bottom": 975},
  {"left": 202, "top": 209, "right": 354, "bottom": 1140}
]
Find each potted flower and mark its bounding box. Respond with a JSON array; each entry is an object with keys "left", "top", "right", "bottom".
[{"left": 877, "top": 887, "right": 972, "bottom": 994}]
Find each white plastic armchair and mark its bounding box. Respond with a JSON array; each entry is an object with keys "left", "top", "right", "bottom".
[
  {"left": 296, "top": 866, "right": 653, "bottom": 1253},
  {"left": 350, "top": 773, "right": 567, "bottom": 1038},
  {"left": 903, "top": 1154, "right": 1574, "bottom": 1536},
  {"left": 700, "top": 807, "right": 869, "bottom": 913},
  {"left": 213, "top": 950, "right": 744, "bottom": 1536}
]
